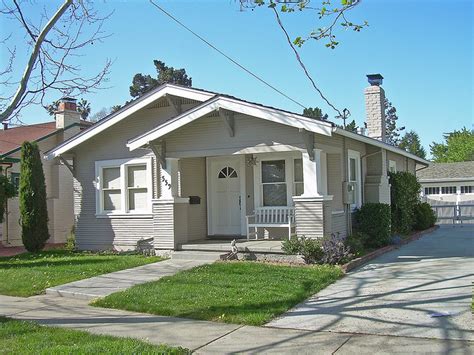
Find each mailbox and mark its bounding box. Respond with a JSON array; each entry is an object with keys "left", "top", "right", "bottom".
[{"left": 189, "top": 196, "right": 201, "bottom": 205}]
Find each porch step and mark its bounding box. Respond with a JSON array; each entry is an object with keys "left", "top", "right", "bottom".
[{"left": 171, "top": 251, "right": 227, "bottom": 262}]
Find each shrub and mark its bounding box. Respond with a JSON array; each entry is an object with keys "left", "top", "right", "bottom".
[
  {"left": 281, "top": 236, "right": 324, "bottom": 264},
  {"left": 0, "top": 174, "right": 16, "bottom": 223},
  {"left": 389, "top": 171, "right": 421, "bottom": 235},
  {"left": 19, "top": 141, "right": 49, "bottom": 252},
  {"left": 414, "top": 202, "right": 436, "bottom": 230},
  {"left": 321, "top": 234, "right": 353, "bottom": 265},
  {"left": 354, "top": 203, "right": 391, "bottom": 248},
  {"left": 345, "top": 233, "right": 367, "bottom": 257}
]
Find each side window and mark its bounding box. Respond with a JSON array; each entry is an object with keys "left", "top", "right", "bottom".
[{"left": 10, "top": 172, "right": 20, "bottom": 193}]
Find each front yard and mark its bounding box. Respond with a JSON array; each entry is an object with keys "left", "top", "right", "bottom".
[
  {"left": 0, "top": 250, "right": 162, "bottom": 297},
  {"left": 93, "top": 261, "right": 342, "bottom": 326},
  {"left": 0, "top": 317, "right": 187, "bottom": 354}
]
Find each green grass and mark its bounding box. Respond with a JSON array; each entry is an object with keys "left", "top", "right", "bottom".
[
  {"left": 0, "top": 317, "right": 188, "bottom": 354},
  {"left": 0, "top": 250, "right": 162, "bottom": 297},
  {"left": 93, "top": 261, "right": 343, "bottom": 326}
]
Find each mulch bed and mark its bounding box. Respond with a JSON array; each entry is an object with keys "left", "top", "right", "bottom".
[{"left": 340, "top": 225, "right": 440, "bottom": 273}]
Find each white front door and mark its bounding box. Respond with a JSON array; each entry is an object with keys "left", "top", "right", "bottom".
[{"left": 208, "top": 157, "right": 243, "bottom": 236}]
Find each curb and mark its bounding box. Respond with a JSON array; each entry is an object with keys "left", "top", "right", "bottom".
[{"left": 341, "top": 225, "right": 439, "bottom": 273}]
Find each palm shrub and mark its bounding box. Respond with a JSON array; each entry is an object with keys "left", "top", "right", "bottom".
[
  {"left": 389, "top": 172, "right": 421, "bottom": 234},
  {"left": 19, "top": 141, "right": 49, "bottom": 252},
  {"left": 354, "top": 203, "right": 391, "bottom": 248}
]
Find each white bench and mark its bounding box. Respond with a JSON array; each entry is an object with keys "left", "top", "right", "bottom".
[{"left": 246, "top": 207, "right": 296, "bottom": 240}]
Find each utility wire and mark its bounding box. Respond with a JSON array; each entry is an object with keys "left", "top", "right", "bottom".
[
  {"left": 272, "top": 7, "right": 344, "bottom": 118},
  {"left": 149, "top": 0, "right": 307, "bottom": 110}
]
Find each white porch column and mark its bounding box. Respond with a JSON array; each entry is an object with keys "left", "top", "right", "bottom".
[
  {"left": 159, "top": 158, "right": 181, "bottom": 199},
  {"left": 302, "top": 148, "right": 323, "bottom": 197}
]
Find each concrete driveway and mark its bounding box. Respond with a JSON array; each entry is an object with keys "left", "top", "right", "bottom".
[{"left": 268, "top": 225, "right": 474, "bottom": 342}]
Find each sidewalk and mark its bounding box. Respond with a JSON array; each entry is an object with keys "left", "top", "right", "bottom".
[
  {"left": 46, "top": 258, "right": 210, "bottom": 300},
  {"left": 1, "top": 294, "right": 472, "bottom": 354}
]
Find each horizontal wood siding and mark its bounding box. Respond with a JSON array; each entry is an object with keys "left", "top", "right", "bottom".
[
  {"left": 331, "top": 212, "right": 347, "bottom": 238},
  {"left": 165, "top": 114, "right": 305, "bottom": 155},
  {"left": 327, "top": 153, "right": 343, "bottom": 210},
  {"left": 71, "top": 103, "right": 199, "bottom": 250},
  {"left": 294, "top": 200, "right": 324, "bottom": 238},
  {"left": 153, "top": 201, "right": 174, "bottom": 249}
]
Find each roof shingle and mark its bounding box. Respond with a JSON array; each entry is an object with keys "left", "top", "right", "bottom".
[{"left": 417, "top": 161, "right": 474, "bottom": 181}]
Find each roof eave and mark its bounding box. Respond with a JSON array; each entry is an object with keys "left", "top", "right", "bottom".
[{"left": 333, "top": 127, "right": 430, "bottom": 165}]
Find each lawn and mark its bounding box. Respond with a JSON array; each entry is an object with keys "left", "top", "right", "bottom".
[
  {"left": 0, "top": 250, "right": 162, "bottom": 297},
  {"left": 0, "top": 317, "right": 188, "bottom": 354},
  {"left": 93, "top": 261, "right": 343, "bottom": 326}
]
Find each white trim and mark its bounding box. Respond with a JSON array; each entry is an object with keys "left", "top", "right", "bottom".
[
  {"left": 348, "top": 149, "right": 362, "bottom": 209},
  {"left": 206, "top": 155, "right": 246, "bottom": 236},
  {"left": 388, "top": 159, "right": 397, "bottom": 173},
  {"left": 127, "top": 96, "right": 333, "bottom": 151},
  {"left": 95, "top": 157, "right": 153, "bottom": 216},
  {"left": 334, "top": 127, "right": 430, "bottom": 166},
  {"left": 44, "top": 84, "right": 215, "bottom": 160},
  {"left": 254, "top": 151, "right": 302, "bottom": 208}
]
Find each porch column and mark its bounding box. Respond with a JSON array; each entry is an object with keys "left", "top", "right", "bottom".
[
  {"left": 302, "top": 148, "right": 323, "bottom": 197},
  {"left": 159, "top": 158, "right": 181, "bottom": 199}
]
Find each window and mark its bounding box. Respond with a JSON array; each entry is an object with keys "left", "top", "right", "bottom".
[
  {"left": 424, "top": 187, "right": 440, "bottom": 195},
  {"left": 441, "top": 186, "right": 456, "bottom": 195},
  {"left": 218, "top": 167, "right": 237, "bottom": 179},
  {"left": 261, "top": 160, "right": 287, "bottom": 206},
  {"left": 388, "top": 160, "right": 397, "bottom": 173},
  {"left": 294, "top": 158, "right": 304, "bottom": 196},
  {"left": 96, "top": 158, "right": 152, "bottom": 215},
  {"left": 348, "top": 150, "right": 362, "bottom": 208},
  {"left": 10, "top": 172, "right": 20, "bottom": 193},
  {"left": 461, "top": 186, "right": 474, "bottom": 194}
]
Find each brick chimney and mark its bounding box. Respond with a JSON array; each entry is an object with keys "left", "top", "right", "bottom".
[
  {"left": 55, "top": 97, "right": 81, "bottom": 129},
  {"left": 364, "top": 74, "right": 386, "bottom": 142}
]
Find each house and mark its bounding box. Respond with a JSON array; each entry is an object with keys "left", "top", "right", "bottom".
[
  {"left": 0, "top": 99, "right": 92, "bottom": 246},
  {"left": 45, "top": 75, "right": 429, "bottom": 252},
  {"left": 418, "top": 161, "right": 474, "bottom": 223}
]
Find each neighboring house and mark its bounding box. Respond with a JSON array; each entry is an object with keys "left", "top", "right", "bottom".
[
  {"left": 0, "top": 99, "right": 92, "bottom": 246},
  {"left": 45, "top": 75, "right": 429, "bottom": 252},
  {"left": 418, "top": 161, "right": 474, "bottom": 223}
]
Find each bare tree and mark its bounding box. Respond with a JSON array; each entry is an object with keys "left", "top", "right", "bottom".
[{"left": 0, "top": 0, "right": 112, "bottom": 123}]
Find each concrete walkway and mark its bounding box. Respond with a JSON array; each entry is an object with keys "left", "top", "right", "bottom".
[
  {"left": 46, "top": 258, "right": 210, "bottom": 300},
  {"left": 268, "top": 225, "right": 474, "bottom": 342},
  {"left": 1, "top": 294, "right": 472, "bottom": 354}
]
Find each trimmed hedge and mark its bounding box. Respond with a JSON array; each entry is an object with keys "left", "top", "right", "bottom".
[
  {"left": 414, "top": 202, "right": 436, "bottom": 230},
  {"left": 389, "top": 172, "right": 421, "bottom": 235},
  {"left": 354, "top": 203, "right": 391, "bottom": 248}
]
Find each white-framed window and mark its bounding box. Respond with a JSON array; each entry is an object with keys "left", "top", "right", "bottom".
[
  {"left": 460, "top": 185, "right": 474, "bottom": 194},
  {"left": 441, "top": 186, "right": 456, "bottom": 195},
  {"left": 255, "top": 153, "right": 303, "bottom": 207},
  {"left": 424, "top": 187, "right": 440, "bottom": 195},
  {"left": 388, "top": 160, "right": 397, "bottom": 173},
  {"left": 95, "top": 158, "right": 152, "bottom": 216},
  {"left": 348, "top": 149, "right": 362, "bottom": 208}
]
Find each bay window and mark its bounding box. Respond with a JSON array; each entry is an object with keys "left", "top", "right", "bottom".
[{"left": 96, "top": 158, "right": 152, "bottom": 215}]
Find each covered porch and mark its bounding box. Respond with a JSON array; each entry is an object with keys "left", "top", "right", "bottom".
[{"left": 126, "top": 96, "right": 345, "bottom": 250}]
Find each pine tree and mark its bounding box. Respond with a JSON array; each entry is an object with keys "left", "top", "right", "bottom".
[
  {"left": 384, "top": 99, "right": 405, "bottom": 145},
  {"left": 399, "top": 130, "right": 426, "bottom": 159},
  {"left": 19, "top": 142, "right": 49, "bottom": 252}
]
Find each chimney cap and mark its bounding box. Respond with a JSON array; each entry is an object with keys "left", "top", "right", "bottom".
[
  {"left": 59, "top": 97, "right": 77, "bottom": 103},
  {"left": 367, "top": 74, "right": 384, "bottom": 86}
]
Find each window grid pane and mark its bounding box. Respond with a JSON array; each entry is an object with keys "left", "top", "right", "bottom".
[
  {"left": 294, "top": 159, "right": 303, "bottom": 182},
  {"left": 103, "top": 167, "right": 121, "bottom": 189},
  {"left": 263, "top": 184, "right": 287, "bottom": 206},
  {"left": 127, "top": 165, "right": 147, "bottom": 188},
  {"left": 262, "top": 160, "right": 285, "bottom": 183},
  {"left": 104, "top": 190, "right": 121, "bottom": 211},
  {"left": 349, "top": 158, "right": 356, "bottom": 181}
]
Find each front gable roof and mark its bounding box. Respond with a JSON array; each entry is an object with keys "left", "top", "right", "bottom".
[
  {"left": 126, "top": 95, "right": 334, "bottom": 151},
  {"left": 44, "top": 84, "right": 215, "bottom": 160}
]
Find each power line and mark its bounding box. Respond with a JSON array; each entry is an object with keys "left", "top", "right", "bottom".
[{"left": 148, "top": 0, "right": 307, "bottom": 110}]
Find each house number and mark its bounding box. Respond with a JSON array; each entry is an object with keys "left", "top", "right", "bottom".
[{"left": 161, "top": 176, "right": 171, "bottom": 190}]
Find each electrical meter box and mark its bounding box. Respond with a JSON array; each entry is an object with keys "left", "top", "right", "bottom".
[{"left": 343, "top": 181, "right": 356, "bottom": 205}]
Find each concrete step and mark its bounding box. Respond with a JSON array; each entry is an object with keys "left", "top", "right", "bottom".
[{"left": 171, "top": 250, "right": 227, "bottom": 262}]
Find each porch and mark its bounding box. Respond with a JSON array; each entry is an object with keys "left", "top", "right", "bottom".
[{"left": 178, "top": 238, "right": 284, "bottom": 254}]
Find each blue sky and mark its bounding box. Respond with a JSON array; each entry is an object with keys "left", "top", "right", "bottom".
[{"left": 1, "top": 0, "right": 472, "bottom": 156}]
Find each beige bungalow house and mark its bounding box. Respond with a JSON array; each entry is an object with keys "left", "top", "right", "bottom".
[
  {"left": 0, "top": 99, "right": 92, "bottom": 246},
  {"left": 45, "top": 76, "right": 429, "bottom": 252}
]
